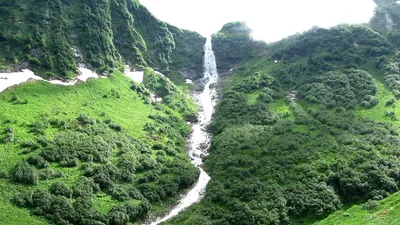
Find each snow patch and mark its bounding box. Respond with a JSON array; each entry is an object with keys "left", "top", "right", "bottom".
[
  {"left": 185, "top": 79, "right": 193, "bottom": 84},
  {"left": 154, "top": 71, "right": 165, "bottom": 77},
  {"left": 48, "top": 79, "right": 77, "bottom": 86},
  {"left": 397, "top": 1, "right": 400, "bottom": 4},
  {"left": 385, "top": 11, "right": 394, "bottom": 29},
  {"left": 0, "top": 69, "right": 43, "bottom": 93},
  {"left": 77, "top": 68, "right": 99, "bottom": 82},
  {"left": 47, "top": 67, "right": 98, "bottom": 86},
  {"left": 0, "top": 67, "right": 101, "bottom": 93},
  {"left": 149, "top": 93, "right": 162, "bottom": 103},
  {"left": 124, "top": 65, "right": 143, "bottom": 83}
]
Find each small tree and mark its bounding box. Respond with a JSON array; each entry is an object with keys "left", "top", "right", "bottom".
[
  {"left": 72, "top": 177, "right": 97, "bottom": 198},
  {"left": 363, "top": 199, "right": 379, "bottom": 210},
  {"left": 13, "top": 191, "right": 33, "bottom": 208},
  {"left": 50, "top": 181, "right": 72, "bottom": 198},
  {"left": 10, "top": 161, "right": 38, "bottom": 185},
  {"left": 386, "top": 97, "right": 395, "bottom": 106},
  {"left": 107, "top": 206, "right": 129, "bottom": 225}
]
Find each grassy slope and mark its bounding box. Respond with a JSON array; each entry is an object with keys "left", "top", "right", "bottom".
[
  {"left": 0, "top": 72, "right": 153, "bottom": 169},
  {"left": 296, "top": 76, "right": 400, "bottom": 225},
  {"left": 314, "top": 80, "right": 400, "bottom": 225},
  {"left": 261, "top": 63, "right": 400, "bottom": 225},
  {"left": 0, "top": 71, "right": 191, "bottom": 224},
  {"left": 315, "top": 192, "right": 400, "bottom": 225},
  {"left": 356, "top": 81, "right": 400, "bottom": 126}
]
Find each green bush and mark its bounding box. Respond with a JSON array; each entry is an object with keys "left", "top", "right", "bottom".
[
  {"left": 10, "top": 161, "right": 38, "bottom": 185},
  {"left": 50, "top": 181, "right": 72, "bottom": 198},
  {"left": 38, "top": 168, "right": 63, "bottom": 180},
  {"left": 363, "top": 199, "right": 379, "bottom": 210},
  {"left": 72, "top": 177, "right": 99, "bottom": 198},
  {"left": 300, "top": 70, "right": 377, "bottom": 108},
  {"left": 13, "top": 191, "right": 33, "bottom": 208},
  {"left": 107, "top": 205, "right": 129, "bottom": 225},
  {"left": 108, "top": 185, "right": 130, "bottom": 201},
  {"left": 27, "top": 156, "right": 49, "bottom": 169}
]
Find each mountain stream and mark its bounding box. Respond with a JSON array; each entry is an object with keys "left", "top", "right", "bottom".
[{"left": 146, "top": 36, "right": 218, "bottom": 224}]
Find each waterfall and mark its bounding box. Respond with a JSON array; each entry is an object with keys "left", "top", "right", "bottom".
[
  {"left": 190, "top": 36, "right": 219, "bottom": 166},
  {"left": 145, "top": 36, "right": 218, "bottom": 225}
]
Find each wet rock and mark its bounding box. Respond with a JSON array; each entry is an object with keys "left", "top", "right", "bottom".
[{"left": 199, "top": 143, "right": 208, "bottom": 150}]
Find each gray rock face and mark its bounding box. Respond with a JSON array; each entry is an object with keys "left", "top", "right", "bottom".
[{"left": 179, "top": 68, "right": 204, "bottom": 81}]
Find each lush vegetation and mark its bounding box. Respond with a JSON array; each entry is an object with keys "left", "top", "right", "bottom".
[
  {"left": 0, "top": 71, "right": 198, "bottom": 224},
  {"left": 0, "top": 0, "right": 205, "bottom": 81},
  {"left": 0, "top": 1, "right": 204, "bottom": 224},
  {"left": 316, "top": 191, "right": 400, "bottom": 225},
  {"left": 167, "top": 13, "right": 400, "bottom": 225},
  {"left": 143, "top": 69, "right": 197, "bottom": 121},
  {"left": 5, "top": 0, "right": 400, "bottom": 224}
]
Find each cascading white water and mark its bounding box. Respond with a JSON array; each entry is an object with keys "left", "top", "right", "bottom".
[{"left": 146, "top": 36, "right": 218, "bottom": 225}]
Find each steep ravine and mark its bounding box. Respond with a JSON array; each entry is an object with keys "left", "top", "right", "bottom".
[{"left": 145, "top": 36, "right": 218, "bottom": 224}]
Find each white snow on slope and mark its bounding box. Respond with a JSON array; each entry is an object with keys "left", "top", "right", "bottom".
[
  {"left": 0, "top": 69, "right": 43, "bottom": 93},
  {"left": 123, "top": 65, "right": 144, "bottom": 83},
  {"left": 0, "top": 67, "right": 100, "bottom": 93},
  {"left": 77, "top": 68, "right": 99, "bottom": 81}
]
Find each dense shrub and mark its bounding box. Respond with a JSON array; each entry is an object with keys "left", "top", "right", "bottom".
[
  {"left": 50, "top": 181, "right": 72, "bottom": 198},
  {"left": 13, "top": 191, "right": 33, "bottom": 208},
  {"left": 10, "top": 161, "right": 38, "bottom": 185},
  {"left": 27, "top": 156, "right": 49, "bottom": 169},
  {"left": 363, "top": 199, "right": 379, "bottom": 210},
  {"left": 108, "top": 185, "right": 131, "bottom": 201},
  {"left": 385, "top": 74, "right": 400, "bottom": 97},
  {"left": 107, "top": 205, "right": 129, "bottom": 225},
  {"left": 300, "top": 70, "right": 377, "bottom": 108},
  {"left": 72, "top": 176, "right": 99, "bottom": 198}
]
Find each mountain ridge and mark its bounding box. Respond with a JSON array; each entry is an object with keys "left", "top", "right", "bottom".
[{"left": 0, "top": 0, "right": 205, "bottom": 81}]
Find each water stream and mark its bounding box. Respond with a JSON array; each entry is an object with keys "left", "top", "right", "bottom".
[{"left": 146, "top": 36, "right": 218, "bottom": 224}]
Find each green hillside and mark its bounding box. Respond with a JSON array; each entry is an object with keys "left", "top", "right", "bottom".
[
  {"left": 0, "top": 0, "right": 207, "bottom": 224},
  {"left": 315, "top": 191, "right": 400, "bottom": 225},
  {"left": 167, "top": 2, "right": 400, "bottom": 224},
  {"left": 0, "top": 69, "right": 198, "bottom": 224}
]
